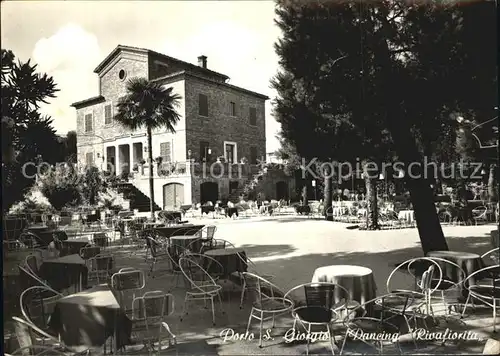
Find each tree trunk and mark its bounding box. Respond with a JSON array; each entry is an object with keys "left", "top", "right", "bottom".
[
  {"left": 363, "top": 161, "right": 379, "bottom": 230},
  {"left": 488, "top": 164, "right": 497, "bottom": 202},
  {"left": 147, "top": 126, "right": 155, "bottom": 220},
  {"left": 377, "top": 34, "right": 448, "bottom": 255},
  {"left": 302, "top": 173, "right": 309, "bottom": 206},
  {"left": 323, "top": 165, "right": 333, "bottom": 221}
]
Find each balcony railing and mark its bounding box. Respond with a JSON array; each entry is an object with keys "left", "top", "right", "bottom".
[{"left": 130, "top": 160, "right": 262, "bottom": 179}]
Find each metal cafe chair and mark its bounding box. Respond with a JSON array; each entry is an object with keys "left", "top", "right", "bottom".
[
  {"left": 144, "top": 235, "right": 170, "bottom": 279},
  {"left": 387, "top": 257, "right": 444, "bottom": 316},
  {"left": 284, "top": 282, "right": 347, "bottom": 355},
  {"left": 20, "top": 285, "right": 63, "bottom": 332},
  {"left": 339, "top": 293, "right": 408, "bottom": 355},
  {"left": 79, "top": 246, "right": 101, "bottom": 260},
  {"left": 87, "top": 254, "right": 115, "bottom": 285},
  {"left": 238, "top": 256, "right": 275, "bottom": 308},
  {"left": 124, "top": 291, "right": 177, "bottom": 355},
  {"left": 179, "top": 257, "right": 224, "bottom": 326},
  {"left": 243, "top": 272, "right": 293, "bottom": 347},
  {"left": 461, "top": 265, "right": 500, "bottom": 332},
  {"left": 111, "top": 268, "right": 146, "bottom": 316}
]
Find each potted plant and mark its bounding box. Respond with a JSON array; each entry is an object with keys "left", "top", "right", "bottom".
[{"left": 139, "top": 158, "right": 146, "bottom": 174}]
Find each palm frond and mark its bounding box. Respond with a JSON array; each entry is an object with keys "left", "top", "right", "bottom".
[{"left": 113, "top": 77, "right": 182, "bottom": 133}]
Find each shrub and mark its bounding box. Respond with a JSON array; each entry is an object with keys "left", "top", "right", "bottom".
[{"left": 38, "top": 166, "right": 83, "bottom": 211}]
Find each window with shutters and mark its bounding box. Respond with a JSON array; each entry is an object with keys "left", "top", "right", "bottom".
[
  {"left": 84, "top": 114, "right": 93, "bottom": 132},
  {"left": 250, "top": 147, "right": 258, "bottom": 164},
  {"left": 104, "top": 105, "right": 112, "bottom": 125},
  {"left": 229, "top": 101, "right": 236, "bottom": 116},
  {"left": 160, "top": 142, "right": 172, "bottom": 162},
  {"left": 249, "top": 107, "right": 257, "bottom": 126},
  {"left": 86, "top": 152, "right": 94, "bottom": 166},
  {"left": 200, "top": 141, "right": 210, "bottom": 162},
  {"left": 198, "top": 94, "right": 208, "bottom": 117}
]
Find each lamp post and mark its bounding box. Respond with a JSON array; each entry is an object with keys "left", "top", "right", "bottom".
[
  {"left": 312, "top": 179, "right": 317, "bottom": 201},
  {"left": 205, "top": 147, "right": 212, "bottom": 162},
  {"left": 379, "top": 173, "right": 387, "bottom": 201}
]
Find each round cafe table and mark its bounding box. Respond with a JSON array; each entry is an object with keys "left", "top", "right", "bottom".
[
  {"left": 204, "top": 248, "right": 247, "bottom": 277},
  {"left": 426, "top": 250, "right": 485, "bottom": 297},
  {"left": 311, "top": 265, "right": 377, "bottom": 312},
  {"left": 170, "top": 235, "right": 202, "bottom": 255}
]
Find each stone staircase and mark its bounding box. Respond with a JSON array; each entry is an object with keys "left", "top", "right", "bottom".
[
  {"left": 115, "top": 182, "right": 161, "bottom": 212},
  {"left": 242, "top": 164, "right": 271, "bottom": 199}
]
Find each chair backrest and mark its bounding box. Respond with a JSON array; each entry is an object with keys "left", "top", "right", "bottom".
[
  {"left": 131, "top": 291, "right": 174, "bottom": 330},
  {"left": 342, "top": 292, "right": 416, "bottom": 333},
  {"left": 20, "top": 286, "right": 63, "bottom": 330},
  {"left": 183, "top": 228, "right": 203, "bottom": 237},
  {"left": 19, "top": 232, "right": 38, "bottom": 249},
  {"left": 179, "top": 257, "right": 217, "bottom": 291},
  {"left": 304, "top": 283, "right": 335, "bottom": 309},
  {"left": 205, "top": 226, "right": 217, "bottom": 239},
  {"left": 463, "top": 265, "right": 500, "bottom": 295},
  {"left": 79, "top": 246, "right": 101, "bottom": 260},
  {"left": 387, "top": 257, "right": 444, "bottom": 295},
  {"left": 111, "top": 269, "right": 146, "bottom": 291},
  {"left": 241, "top": 272, "right": 287, "bottom": 306},
  {"left": 284, "top": 282, "right": 351, "bottom": 310},
  {"left": 481, "top": 247, "right": 500, "bottom": 262},
  {"left": 88, "top": 254, "right": 114, "bottom": 272},
  {"left": 24, "top": 255, "right": 40, "bottom": 277},
  {"left": 145, "top": 235, "right": 163, "bottom": 258},
  {"left": 18, "top": 265, "right": 53, "bottom": 291}
]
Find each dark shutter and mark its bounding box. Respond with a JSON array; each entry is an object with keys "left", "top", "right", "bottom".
[
  {"left": 249, "top": 107, "right": 257, "bottom": 126},
  {"left": 250, "top": 147, "right": 257, "bottom": 164},
  {"left": 199, "top": 94, "right": 208, "bottom": 116},
  {"left": 104, "top": 105, "right": 112, "bottom": 124},
  {"left": 160, "top": 142, "right": 171, "bottom": 162},
  {"left": 85, "top": 114, "right": 93, "bottom": 132}
]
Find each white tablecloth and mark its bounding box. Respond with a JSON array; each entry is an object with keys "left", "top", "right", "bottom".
[
  {"left": 332, "top": 207, "right": 348, "bottom": 217},
  {"left": 398, "top": 210, "right": 415, "bottom": 223},
  {"left": 312, "top": 265, "right": 377, "bottom": 306}
]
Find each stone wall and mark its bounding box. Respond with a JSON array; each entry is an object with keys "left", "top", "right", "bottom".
[
  {"left": 250, "top": 168, "right": 297, "bottom": 201},
  {"left": 184, "top": 76, "right": 267, "bottom": 164}
]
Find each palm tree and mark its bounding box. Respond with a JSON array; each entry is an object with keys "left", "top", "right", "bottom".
[{"left": 114, "top": 78, "right": 181, "bottom": 220}]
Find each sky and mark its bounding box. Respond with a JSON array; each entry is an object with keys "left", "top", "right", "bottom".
[{"left": 1, "top": 0, "right": 283, "bottom": 153}]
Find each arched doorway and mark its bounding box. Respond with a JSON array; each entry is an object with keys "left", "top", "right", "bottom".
[
  {"left": 276, "top": 181, "right": 289, "bottom": 200},
  {"left": 163, "top": 183, "right": 184, "bottom": 209},
  {"left": 200, "top": 182, "right": 219, "bottom": 204}
]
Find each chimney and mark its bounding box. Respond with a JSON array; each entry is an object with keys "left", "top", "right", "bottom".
[{"left": 197, "top": 55, "right": 207, "bottom": 69}]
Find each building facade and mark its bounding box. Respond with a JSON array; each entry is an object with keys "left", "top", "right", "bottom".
[{"left": 72, "top": 45, "right": 294, "bottom": 209}]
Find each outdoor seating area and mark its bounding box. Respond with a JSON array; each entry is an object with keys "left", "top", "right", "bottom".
[
  {"left": 2, "top": 1, "right": 498, "bottom": 354},
  {"left": 3, "top": 208, "right": 499, "bottom": 355}
]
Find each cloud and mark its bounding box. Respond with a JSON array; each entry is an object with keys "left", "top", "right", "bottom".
[{"left": 32, "top": 23, "right": 101, "bottom": 134}]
